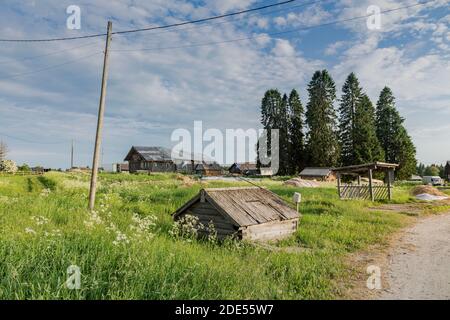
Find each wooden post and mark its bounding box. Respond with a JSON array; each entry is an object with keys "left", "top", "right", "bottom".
[
  {"left": 368, "top": 169, "right": 374, "bottom": 201},
  {"left": 387, "top": 169, "right": 393, "bottom": 200},
  {"left": 337, "top": 173, "right": 342, "bottom": 199},
  {"left": 71, "top": 139, "right": 74, "bottom": 169},
  {"left": 88, "top": 21, "right": 112, "bottom": 211}
]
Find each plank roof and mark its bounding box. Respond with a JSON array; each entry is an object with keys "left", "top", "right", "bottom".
[
  {"left": 300, "top": 167, "right": 333, "bottom": 177},
  {"left": 173, "top": 187, "right": 300, "bottom": 227}
]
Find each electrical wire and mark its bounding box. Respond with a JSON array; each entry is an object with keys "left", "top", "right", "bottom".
[
  {"left": 0, "top": 40, "right": 102, "bottom": 65},
  {"left": 111, "top": 1, "right": 437, "bottom": 53},
  {"left": 0, "top": 0, "right": 297, "bottom": 42},
  {"left": 0, "top": 51, "right": 102, "bottom": 80}
]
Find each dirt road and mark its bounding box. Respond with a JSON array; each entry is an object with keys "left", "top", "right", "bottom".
[{"left": 380, "top": 214, "right": 450, "bottom": 300}]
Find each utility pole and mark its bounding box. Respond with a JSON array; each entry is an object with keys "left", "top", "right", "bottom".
[
  {"left": 71, "top": 139, "right": 74, "bottom": 169},
  {"left": 88, "top": 21, "right": 112, "bottom": 211}
]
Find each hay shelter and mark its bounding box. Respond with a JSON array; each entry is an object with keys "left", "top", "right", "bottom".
[{"left": 173, "top": 187, "right": 300, "bottom": 241}]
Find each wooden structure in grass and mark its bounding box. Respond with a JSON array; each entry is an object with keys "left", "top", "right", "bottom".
[
  {"left": 333, "top": 162, "right": 398, "bottom": 201},
  {"left": 173, "top": 187, "right": 300, "bottom": 241}
]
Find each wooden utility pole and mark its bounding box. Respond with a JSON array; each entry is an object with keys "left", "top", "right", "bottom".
[
  {"left": 71, "top": 139, "right": 74, "bottom": 169},
  {"left": 88, "top": 21, "right": 112, "bottom": 211}
]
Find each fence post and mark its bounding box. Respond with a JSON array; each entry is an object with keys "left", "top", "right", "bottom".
[
  {"left": 387, "top": 169, "right": 393, "bottom": 200},
  {"left": 337, "top": 173, "right": 342, "bottom": 199},
  {"left": 368, "top": 169, "right": 374, "bottom": 201}
]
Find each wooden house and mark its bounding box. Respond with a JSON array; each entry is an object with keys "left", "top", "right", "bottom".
[
  {"left": 445, "top": 161, "right": 450, "bottom": 181},
  {"left": 124, "top": 146, "right": 176, "bottom": 173},
  {"left": 173, "top": 187, "right": 300, "bottom": 241},
  {"left": 194, "top": 162, "right": 222, "bottom": 176},
  {"left": 228, "top": 162, "right": 258, "bottom": 176},
  {"left": 299, "top": 167, "right": 336, "bottom": 181}
]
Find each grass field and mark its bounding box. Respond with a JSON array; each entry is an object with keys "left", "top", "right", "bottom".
[{"left": 0, "top": 172, "right": 436, "bottom": 299}]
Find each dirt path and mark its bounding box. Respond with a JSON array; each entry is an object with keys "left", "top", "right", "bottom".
[{"left": 380, "top": 214, "right": 450, "bottom": 300}]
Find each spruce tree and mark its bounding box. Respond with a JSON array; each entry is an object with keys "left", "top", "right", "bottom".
[
  {"left": 305, "top": 70, "right": 340, "bottom": 167},
  {"left": 260, "top": 89, "right": 283, "bottom": 173},
  {"left": 376, "top": 87, "right": 417, "bottom": 180},
  {"left": 338, "top": 73, "right": 362, "bottom": 166},
  {"left": 288, "top": 89, "right": 305, "bottom": 174},
  {"left": 353, "top": 94, "right": 384, "bottom": 164},
  {"left": 277, "top": 94, "right": 290, "bottom": 175}
]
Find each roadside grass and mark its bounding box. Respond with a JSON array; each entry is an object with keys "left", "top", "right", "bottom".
[{"left": 0, "top": 172, "right": 424, "bottom": 299}]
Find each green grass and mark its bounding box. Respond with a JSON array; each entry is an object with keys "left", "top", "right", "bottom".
[{"left": 0, "top": 172, "right": 423, "bottom": 299}]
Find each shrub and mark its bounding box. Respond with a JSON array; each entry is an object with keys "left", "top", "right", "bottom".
[{"left": 0, "top": 160, "right": 18, "bottom": 174}]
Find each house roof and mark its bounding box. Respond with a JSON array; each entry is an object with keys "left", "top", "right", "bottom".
[
  {"left": 173, "top": 187, "right": 300, "bottom": 227},
  {"left": 195, "top": 162, "right": 222, "bottom": 171},
  {"left": 332, "top": 162, "right": 398, "bottom": 174},
  {"left": 300, "top": 167, "right": 333, "bottom": 177},
  {"left": 124, "top": 146, "right": 172, "bottom": 162}
]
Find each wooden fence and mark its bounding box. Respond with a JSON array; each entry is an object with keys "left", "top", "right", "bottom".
[
  {"left": 0, "top": 171, "right": 44, "bottom": 176},
  {"left": 338, "top": 184, "right": 390, "bottom": 200}
]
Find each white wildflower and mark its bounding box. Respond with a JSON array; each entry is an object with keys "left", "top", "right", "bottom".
[{"left": 25, "top": 227, "right": 36, "bottom": 235}]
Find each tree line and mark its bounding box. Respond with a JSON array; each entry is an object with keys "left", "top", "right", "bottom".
[{"left": 259, "top": 70, "right": 417, "bottom": 180}]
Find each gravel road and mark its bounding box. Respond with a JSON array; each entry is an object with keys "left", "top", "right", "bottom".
[{"left": 380, "top": 214, "right": 450, "bottom": 300}]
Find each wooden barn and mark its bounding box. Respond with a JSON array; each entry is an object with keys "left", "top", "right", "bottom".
[
  {"left": 124, "top": 146, "right": 176, "bottom": 173},
  {"left": 173, "top": 187, "right": 300, "bottom": 241},
  {"left": 228, "top": 162, "right": 258, "bottom": 176},
  {"left": 299, "top": 167, "right": 336, "bottom": 181},
  {"left": 194, "top": 162, "right": 222, "bottom": 176}
]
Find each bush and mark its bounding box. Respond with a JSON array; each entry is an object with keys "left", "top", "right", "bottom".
[
  {"left": 18, "top": 164, "right": 31, "bottom": 172},
  {"left": 0, "top": 160, "right": 18, "bottom": 174}
]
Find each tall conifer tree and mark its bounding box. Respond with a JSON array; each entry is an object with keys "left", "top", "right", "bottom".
[{"left": 305, "top": 70, "right": 340, "bottom": 167}]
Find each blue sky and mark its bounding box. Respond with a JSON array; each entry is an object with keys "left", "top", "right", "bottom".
[{"left": 0, "top": 0, "right": 449, "bottom": 169}]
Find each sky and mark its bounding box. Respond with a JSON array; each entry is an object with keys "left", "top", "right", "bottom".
[{"left": 0, "top": 0, "right": 449, "bottom": 169}]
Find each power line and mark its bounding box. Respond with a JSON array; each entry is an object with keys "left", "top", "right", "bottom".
[
  {"left": 0, "top": 51, "right": 101, "bottom": 80},
  {"left": 119, "top": 0, "right": 324, "bottom": 39},
  {"left": 0, "top": 0, "right": 297, "bottom": 43},
  {"left": 0, "top": 132, "right": 69, "bottom": 145},
  {"left": 0, "top": 40, "right": 101, "bottom": 65},
  {"left": 111, "top": 1, "right": 438, "bottom": 53}
]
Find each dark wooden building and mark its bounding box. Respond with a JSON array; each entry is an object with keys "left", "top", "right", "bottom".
[
  {"left": 194, "top": 162, "right": 222, "bottom": 176},
  {"left": 173, "top": 187, "right": 300, "bottom": 241},
  {"left": 124, "top": 146, "right": 176, "bottom": 173},
  {"left": 228, "top": 162, "right": 258, "bottom": 176}
]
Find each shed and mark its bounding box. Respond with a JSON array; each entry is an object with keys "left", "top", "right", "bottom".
[
  {"left": 173, "top": 187, "right": 300, "bottom": 241},
  {"left": 299, "top": 167, "right": 336, "bottom": 181},
  {"left": 228, "top": 162, "right": 258, "bottom": 176}
]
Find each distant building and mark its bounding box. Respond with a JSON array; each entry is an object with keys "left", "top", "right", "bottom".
[
  {"left": 409, "top": 174, "right": 422, "bottom": 182},
  {"left": 299, "top": 167, "right": 336, "bottom": 181},
  {"left": 124, "top": 146, "right": 176, "bottom": 173},
  {"left": 112, "top": 163, "right": 129, "bottom": 173},
  {"left": 445, "top": 161, "right": 450, "bottom": 181},
  {"left": 228, "top": 162, "right": 258, "bottom": 176},
  {"left": 195, "top": 162, "right": 222, "bottom": 176},
  {"left": 259, "top": 167, "right": 273, "bottom": 177}
]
